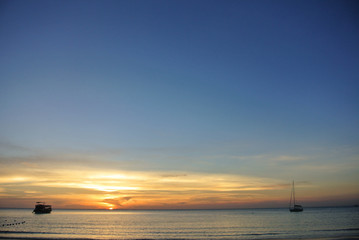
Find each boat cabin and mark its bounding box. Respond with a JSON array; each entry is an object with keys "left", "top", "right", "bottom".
[{"left": 33, "top": 202, "right": 52, "bottom": 214}]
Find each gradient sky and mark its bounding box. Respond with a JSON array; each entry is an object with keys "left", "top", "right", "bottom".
[{"left": 1, "top": 0, "right": 358, "bottom": 209}]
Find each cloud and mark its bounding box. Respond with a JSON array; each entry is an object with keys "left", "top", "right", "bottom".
[
  {"left": 0, "top": 154, "right": 288, "bottom": 209},
  {"left": 103, "top": 197, "right": 133, "bottom": 208},
  {"left": 160, "top": 174, "right": 188, "bottom": 178},
  {"left": 269, "top": 155, "right": 309, "bottom": 162},
  {"left": 0, "top": 141, "right": 33, "bottom": 155}
]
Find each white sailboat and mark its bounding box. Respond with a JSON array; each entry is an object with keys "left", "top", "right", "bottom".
[{"left": 289, "top": 181, "right": 303, "bottom": 212}]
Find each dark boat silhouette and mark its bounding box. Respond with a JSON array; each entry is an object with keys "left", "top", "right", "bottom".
[
  {"left": 289, "top": 181, "right": 303, "bottom": 212},
  {"left": 33, "top": 202, "right": 52, "bottom": 214}
]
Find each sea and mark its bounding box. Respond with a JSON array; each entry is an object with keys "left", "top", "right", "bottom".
[{"left": 1, "top": 207, "right": 358, "bottom": 239}]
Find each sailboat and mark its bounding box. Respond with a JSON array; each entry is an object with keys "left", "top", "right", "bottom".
[{"left": 289, "top": 181, "right": 303, "bottom": 212}]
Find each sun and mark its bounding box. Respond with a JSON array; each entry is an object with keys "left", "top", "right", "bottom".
[{"left": 109, "top": 207, "right": 113, "bottom": 210}]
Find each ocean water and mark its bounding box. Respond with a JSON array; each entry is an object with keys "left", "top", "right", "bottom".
[{"left": 1, "top": 207, "right": 358, "bottom": 239}]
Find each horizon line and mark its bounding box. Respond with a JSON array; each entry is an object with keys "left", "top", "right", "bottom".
[{"left": 1, "top": 205, "right": 358, "bottom": 211}]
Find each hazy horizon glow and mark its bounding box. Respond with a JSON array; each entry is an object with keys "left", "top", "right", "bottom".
[
  {"left": 0, "top": 147, "right": 357, "bottom": 209},
  {"left": 1, "top": 0, "right": 358, "bottom": 209}
]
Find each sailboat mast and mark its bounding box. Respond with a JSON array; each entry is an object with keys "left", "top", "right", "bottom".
[
  {"left": 293, "top": 181, "right": 296, "bottom": 205},
  {"left": 289, "top": 181, "right": 293, "bottom": 208}
]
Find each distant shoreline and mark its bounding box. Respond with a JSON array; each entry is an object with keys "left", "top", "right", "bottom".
[
  {"left": 0, "top": 205, "right": 358, "bottom": 211},
  {"left": 1, "top": 236, "right": 359, "bottom": 240}
]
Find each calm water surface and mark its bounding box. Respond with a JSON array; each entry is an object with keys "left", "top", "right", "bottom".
[{"left": 1, "top": 208, "right": 358, "bottom": 239}]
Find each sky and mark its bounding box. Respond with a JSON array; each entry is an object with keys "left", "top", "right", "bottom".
[{"left": 0, "top": 0, "right": 358, "bottom": 209}]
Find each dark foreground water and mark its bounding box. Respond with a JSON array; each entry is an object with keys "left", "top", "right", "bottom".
[{"left": 1, "top": 207, "right": 358, "bottom": 239}]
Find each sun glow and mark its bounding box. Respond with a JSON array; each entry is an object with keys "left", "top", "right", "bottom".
[
  {"left": 0, "top": 164, "right": 296, "bottom": 209},
  {"left": 83, "top": 184, "right": 139, "bottom": 192}
]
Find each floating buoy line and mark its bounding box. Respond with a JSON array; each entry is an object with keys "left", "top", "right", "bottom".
[{"left": 1, "top": 219, "right": 26, "bottom": 227}]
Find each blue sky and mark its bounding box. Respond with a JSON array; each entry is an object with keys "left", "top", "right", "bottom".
[{"left": 0, "top": 0, "right": 358, "bottom": 208}]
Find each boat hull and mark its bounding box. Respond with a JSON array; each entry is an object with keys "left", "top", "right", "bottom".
[
  {"left": 33, "top": 209, "right": 52, "bottom": 214},
  {"left": 289, "top": 204, "right": 303, "bottom": 212},
  {"left": 289, "top": 208, "right": 303, "bottom": 212}
]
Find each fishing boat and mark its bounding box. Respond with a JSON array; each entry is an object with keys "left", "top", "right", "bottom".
[
  {"left": 289, "top": 181, "right": 303, "bottom": 212},
  {"left": 33, "top": 202, "right": 52, "bottom": 214}
]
